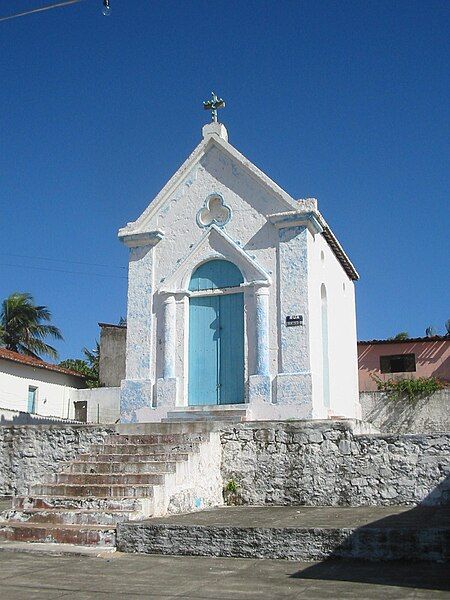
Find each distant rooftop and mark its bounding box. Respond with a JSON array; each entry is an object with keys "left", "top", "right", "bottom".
[
  {"left": 358, "top": 335, "right": 449, "bottom": 346},
  {"left": 0, "top": 348, "right": 85, "bottom": 379},
  {"left": 98, "top": 322, "right": 127, "bottom": 329}
]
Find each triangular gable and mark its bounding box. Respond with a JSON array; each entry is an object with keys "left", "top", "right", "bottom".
[
  {"left": 160, "top": 225, "right": 271, "bottom": 293},
  {"left": 118, "top": 131, "right": 298, "bottom": 239}
]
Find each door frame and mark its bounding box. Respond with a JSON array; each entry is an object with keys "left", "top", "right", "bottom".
[
  {"left": 187, "top": 285, "right": 247, "bottom": 406},
  {"left": 157, "top": 236, "right": 271, "bottom": 409}
]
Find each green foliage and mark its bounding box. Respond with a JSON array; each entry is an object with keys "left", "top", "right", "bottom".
[
  {"left": 373, "top": 375, "right": 445, "bottom": 402},
  {"left": 0, "top": 292, "right": 62, "bottom": 360},
  {"left": 59, "top": 342, "right": 100, "bottom": 388},
  {"left": 83, "top": 342, "right": 100, "bottom": 375},
  {"left": 224, "top": 479, "right": 238, "bottom": 493},
  {"left": 388, "top": 331, "right": 409, "bottom": 341},
  {"left": 425, "top": 325, "right": 437, "bottom": 337},
  {"left": 59, "top": 358, "right": 99, "bottom": 388}
]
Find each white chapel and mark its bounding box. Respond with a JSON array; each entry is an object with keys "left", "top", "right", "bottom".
[{"left": 118, "top": 95, "right": 360, "bottom": 423}]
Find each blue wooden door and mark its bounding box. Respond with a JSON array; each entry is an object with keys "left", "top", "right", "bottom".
[
  {"left": 188, "top": 293, "right": 244, "bottom": 406},
  {"left": 189, "top": 296, "right": 220, "bottom": 405},
  {"left": 218, "top": 293, "right": 244, "bottom": 404}
]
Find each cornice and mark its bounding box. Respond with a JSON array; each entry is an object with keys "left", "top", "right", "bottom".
[
  {"left": 119, "top": 230, "right": 164, "bottom": 248},
  {"left": 267, "top": 210, "right": 323, "bottom": 235}
]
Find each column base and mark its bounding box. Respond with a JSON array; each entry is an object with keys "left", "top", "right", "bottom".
[
  {"left": 156, "top": 377, "right": 178, "bottom": 409},
  {"left": 248, "top": 374, "right": 272, "bottom": 404},
  {"left": 120, "top": 379, "right": 153, "bottom": 423}
]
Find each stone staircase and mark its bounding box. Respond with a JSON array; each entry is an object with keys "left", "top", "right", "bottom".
[{"left": 0, "top": 427, "right": 223, "bottom": 550}]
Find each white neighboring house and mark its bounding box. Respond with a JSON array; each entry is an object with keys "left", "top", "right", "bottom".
[{"left": 0, "top": 348, "right": 86, "bottom": 422}]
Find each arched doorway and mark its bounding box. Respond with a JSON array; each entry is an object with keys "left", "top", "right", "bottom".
[{"left": 188, "top": 259, "right": 244, "bottom": 406}]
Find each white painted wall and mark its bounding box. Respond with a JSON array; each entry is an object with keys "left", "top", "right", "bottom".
[
  {"left": 74, "top": 387, "right": 121, "bottom": 424},
  {"left": 308, "top": 231, "right": 360, "bottom": 418},
  {"left": 0, "top": 359, "right": 83, "bottom": 419}
]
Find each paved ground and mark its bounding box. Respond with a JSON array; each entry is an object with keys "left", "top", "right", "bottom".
[
  {"left": 1, "top": 499, "right": 449, "bottom": 597},
  {"left": 0, "top": 550, "right": 449, "bottom": 599},
  {"left": 139, "top": 504, "right": 450, "bottom": 529}
]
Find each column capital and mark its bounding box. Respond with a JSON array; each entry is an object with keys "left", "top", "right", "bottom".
[
  {"left": 254, "top": 285, "right": 270, "bottom": 296},
  {"left": 162, "top": 294, "right": 176, "bottom": 305}
]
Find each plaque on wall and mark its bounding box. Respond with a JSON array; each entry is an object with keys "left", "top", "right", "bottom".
[{"left": 286, "top": 315, "right": 303, "bottom": 327}]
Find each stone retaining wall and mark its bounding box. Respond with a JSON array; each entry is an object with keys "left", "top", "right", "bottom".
[
  {"left": 220, "top": 421, "right": 450, "bottom": 506},
  {"left": 1, "top": 421, "right": 449, "bottom": 507},
  {"left": 0, "top": 425, "right": 115, "bottom": 496},
  {"left": 360, "top": 389, "right": 450, "bottom": 434}
]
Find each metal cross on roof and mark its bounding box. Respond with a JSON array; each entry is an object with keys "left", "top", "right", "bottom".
[{"left": 203, "top": 92, "right": 225, "bottom": 123}]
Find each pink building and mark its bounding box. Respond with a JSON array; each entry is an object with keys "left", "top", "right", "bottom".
[{"left": 357, "top": 336, "right": 450, "bottom": 392}]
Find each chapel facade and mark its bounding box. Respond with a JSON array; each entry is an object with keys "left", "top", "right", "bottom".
[{"left": 119, "top": 109, "right": 360, "bottom": 423}]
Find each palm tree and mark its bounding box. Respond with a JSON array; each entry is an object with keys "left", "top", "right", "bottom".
[
  {"left": 83, "top": 342, "right": 100, "bottom": 376},
  {"left": 59, "top": 342, "right": 100, "bottom": 388},
  {"left": 0, "top": 292, "right": 63, "bottom": 360}
]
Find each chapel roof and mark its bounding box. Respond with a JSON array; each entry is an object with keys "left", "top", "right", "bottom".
[{"left": 119, "top": 121, "right": 359, "bottom": 281}]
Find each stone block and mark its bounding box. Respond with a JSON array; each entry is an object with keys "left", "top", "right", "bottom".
[
  {"left": 156, "top": 378, "right": 178, "bottom": 409},
  {"left": 120, "top": 379, "right": 153, "bottom": 423},
  {"left": 274, "top": 373, "right": 313, "bottom": 409}
]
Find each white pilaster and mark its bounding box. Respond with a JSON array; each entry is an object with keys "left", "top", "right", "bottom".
[
  {"left": 119, "top": 231, "right": 162, "bottom": 423},
  {"left": 248, "top": 285, "right": 272, "bottom": 405},
  {"left": 162, "top": 295, "right": 176, "bottom": 379},
  {"left": 156, "top": 294, "right": 178, "bottom": 410},
  {"left": 255, "top": 286, "right": 270, "bottom": 376},
  {"left": 124, "top": 244, "right": 154, "bottom": 380},
  {"left": 275, "top": 224, "right": 312, "bottom": 414}
]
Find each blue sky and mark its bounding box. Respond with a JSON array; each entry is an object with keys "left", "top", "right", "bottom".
[{"left": 0, "top": 0, "right": 448, "bottom": 361}]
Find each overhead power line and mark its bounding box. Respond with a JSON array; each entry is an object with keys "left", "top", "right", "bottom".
[
  {"left": 0, "top": 0, "right": 86, "bottom": 23},
  {"left": 1, "top": 262, "right": 127, "bottom": 280},
  {"left": 0, "top": 0, "right": 112, "bottom": 23},
  {"left": 3, "top": 252, "right": 126, "bottom": 271}
]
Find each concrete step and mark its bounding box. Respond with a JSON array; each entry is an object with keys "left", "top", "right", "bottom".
[
  {"left": 55, "top": 473, "right": 167, "bottom": 486},
  {"left": 31, "top": 484, "right": 156, "bottom": 498},
  {"left": 163, "top": 407, "right": 248, "bottom": 422},
  {"left": 0, "top": 540, "right": 116, "bottom": 556},
  {"left": 105, "top": 434, "right": 208, "bottom": 445},
  {"left": 169, "top": 404, "right": 248, "bottom": 413},
  {"left": 117, "top": 422, "right": 220, "bottom": 435},
  {"left": 162, "top": 414, "right": 245, "bottom": 423},
  {"left": 12, "top": 496, "right": 145, "bottom": 512},
  {"left": 0, "top": 521, "right": 116, "bottom": 546},
  {"left": 117, "top": 505, "right": 450, "bottom": 563},
  {"left": 77, "top": 452, "right": 190, "bottom": 463},
  {"left": 89, "top": 442, "right": 201, "bottom": 455},
  {"left": 3, "top": 508, "right": 140, "bottom": 526},
  {"left": 65, "top": 461, "right": 178, "bottom": 474}
]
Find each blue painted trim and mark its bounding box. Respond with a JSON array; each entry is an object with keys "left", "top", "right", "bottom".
[{"left": 189, "top": 259, "right": 244, "bottom": 291}]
